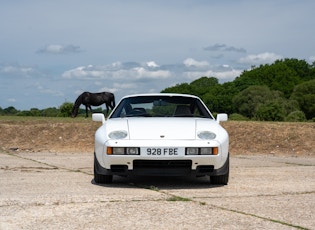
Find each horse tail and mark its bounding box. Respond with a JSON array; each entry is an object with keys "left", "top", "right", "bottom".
[{"left": 71, "top": 93, "right": 83, "bottom": 117}]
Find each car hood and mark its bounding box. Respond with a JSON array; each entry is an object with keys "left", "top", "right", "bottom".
[{"left": 106, "top": 118, "right": 222, "bottom": 140}]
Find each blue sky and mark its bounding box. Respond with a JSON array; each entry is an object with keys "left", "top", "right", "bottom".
[{"left": 1, "top": 0, "right": 314, "bottom": 110}]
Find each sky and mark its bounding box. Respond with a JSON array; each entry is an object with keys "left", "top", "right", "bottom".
[{"left": 1, "top": 0, "right": 314, "bottom": 110}]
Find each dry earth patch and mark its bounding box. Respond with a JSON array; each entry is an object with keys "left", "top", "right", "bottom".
[{"left": 0, "top": 116, "right": 314, "bottom": 156}]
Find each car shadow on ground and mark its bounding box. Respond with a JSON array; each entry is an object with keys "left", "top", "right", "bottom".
[{"left": 91, "top": 175, "right": 225, "bottom": 190}]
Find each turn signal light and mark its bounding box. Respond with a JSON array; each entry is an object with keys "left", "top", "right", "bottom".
[
  {"left": 186, "top": 147, "right": 219, "bottom": 155},
  {"left": 107, "top": 147, "right": 113, "bottom": 155}
]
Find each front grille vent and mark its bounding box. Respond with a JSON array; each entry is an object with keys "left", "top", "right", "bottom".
[{"left": 133, "top": 160, "right": 192, "bottom": 169}]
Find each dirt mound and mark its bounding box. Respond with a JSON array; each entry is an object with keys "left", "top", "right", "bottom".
[
  {"left": 0, "top": 117, "right": 314, "bottom": 156},
  {"left": 222, "top": 121, "right": 314, "bottom": 156},
  {"left": 0, "top": 118, "right": 99, "bottom": 153}
]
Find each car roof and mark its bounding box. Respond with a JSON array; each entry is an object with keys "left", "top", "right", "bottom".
[{"left": 120, "top": 93, "right": 200, "bottom": 100}]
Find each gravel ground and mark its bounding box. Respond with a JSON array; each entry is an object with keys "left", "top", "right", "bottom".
[{"left": 0, "top": 151, "right": 314, "bottom": 230}]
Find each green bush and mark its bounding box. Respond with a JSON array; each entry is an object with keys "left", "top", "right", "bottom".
[
  {"left": 285, "top": 111, "right": 306, "bottom": 122},
  {"left": 255, "top": 101, "right": 286, "bottom": 121},
  {"left": 229, "top": 113, "right": 249, "bottom": 121},
  {"left": 290, "top": 79, "right": 315, "bottom": 120},
  {"left": 58, "top": 102, "right": 73, "bottom": 117}
]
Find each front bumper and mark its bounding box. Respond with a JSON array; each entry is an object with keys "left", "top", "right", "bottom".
[{"left": 94, "top": 152, "right": 229, "bottom": 177}]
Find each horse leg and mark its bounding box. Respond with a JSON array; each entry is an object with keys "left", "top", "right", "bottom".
[
  {"left": 88, "top": 105, "right": 93, "bottom": 116},
  {"left": 85, "top": 106, "right": 89, "bottom": 118}
]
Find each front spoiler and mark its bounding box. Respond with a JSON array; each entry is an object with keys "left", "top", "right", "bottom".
[{"left": 94, "top": 152, "right": 229, "bottom": 177}]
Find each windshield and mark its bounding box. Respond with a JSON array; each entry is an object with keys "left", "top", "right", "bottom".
[{"left": 110, "top": 95, "right": 213, "bottom": 118}]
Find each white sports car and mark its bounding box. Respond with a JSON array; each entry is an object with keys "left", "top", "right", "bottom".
[{"left": 92, "top": 93, "right": 229, "bottom": 185}]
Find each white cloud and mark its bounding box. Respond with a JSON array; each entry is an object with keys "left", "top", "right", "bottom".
[
  {"left": 146, "top": 61, "right": 159, "bottom": 68},
  {"left": 1, "top": 64, "right": 34, "bottom": 74},
  {"left": 133, "top": 67, "right": 171, "bottom": 79},
  {"left": 61, "top": 60, "right": 242, "bottom": 103},
  {"left": 213, "top": 69, "right": 243, "bottom": 81},
  {"left": 97, "top": 87, "right": 119, "bottom": 93},
  {"left": 62, "top": 62, "right": 171, "bottom": 80},
  {"left": 309, "top": 56, "right": 315, "bottom": 63},
  {"left": 62, "top": 66, "right": 106, "bottom": 79},
  {"left": 183, "top": 58, "right": 209, "bottom": 68},
  {"left": 111, "top": 62, "right": 123, "bottom": 68},
  {"left": 238, "top": 52, "right": 283, "bottom": 65},
  {"left": 183, "top": 69, "right": 242, "bottom": 82}
]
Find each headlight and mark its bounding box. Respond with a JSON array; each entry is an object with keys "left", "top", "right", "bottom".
[
  {"left": 186, "top": 147, "right": 198, "bottom": 155},
  {"left": 108, "top": 130, "right": 128, "bottom": 139},
  {"left": 112, "top": 147, "right": 125, "bottom": 155},
  {"left": 107, "top": 147, "right": 140, "bottom": 155},
  {"left": 200, "top": 148, "right": 212, "bottom": 155},
  {"left": 197, "top": 131, "right": 216, "bottom": 140},
  {"left": 126, "top": 147, "right": 139, "bottom": 155},
  {"left": 186, "top": 147, "right": 218, "bottom": 155}
]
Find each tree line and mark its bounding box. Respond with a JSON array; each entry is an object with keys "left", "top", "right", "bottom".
[
  {"left": 161, "top": 58, "right": 315, "bottom": 121},
  {"left": 1, "top": 58, "right": 314, "bottom": 121},
  {"left": 0, "top": 103, "right": 104, "bottom": 117}
]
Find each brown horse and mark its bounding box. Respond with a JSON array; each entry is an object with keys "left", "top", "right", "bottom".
[{"left": 71, "top": 92, "right": 115, "bottom": 118}]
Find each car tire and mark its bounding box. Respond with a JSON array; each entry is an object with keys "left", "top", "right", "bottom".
[
  {"left": 94, "top": 157, "right": 113, "bottom": 184},
  {"left": 210, "top": 157, "right": 229, "bottom": 185},
  {"left": 94, "top": 169, "right": 113, "bottom": 184}
]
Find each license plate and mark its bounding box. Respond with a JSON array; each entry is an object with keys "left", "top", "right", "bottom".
[{"left": 144, "top": 147, "right": 180, "bottom": 156}]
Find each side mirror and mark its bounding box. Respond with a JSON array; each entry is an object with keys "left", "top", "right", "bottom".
[
  {"left": 92, "top": 113, "right": 106, "bottom": 124},
  {"left": 216, "top": 113, "right": 228, "bottom": 123}
]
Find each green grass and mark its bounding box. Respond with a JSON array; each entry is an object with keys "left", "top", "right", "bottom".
[
  {"left": 166, "top": 195, "right": 192, "bottom": 202},
  {"left": 0, "top": 115, "right": 93, "bottom": 124}
]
